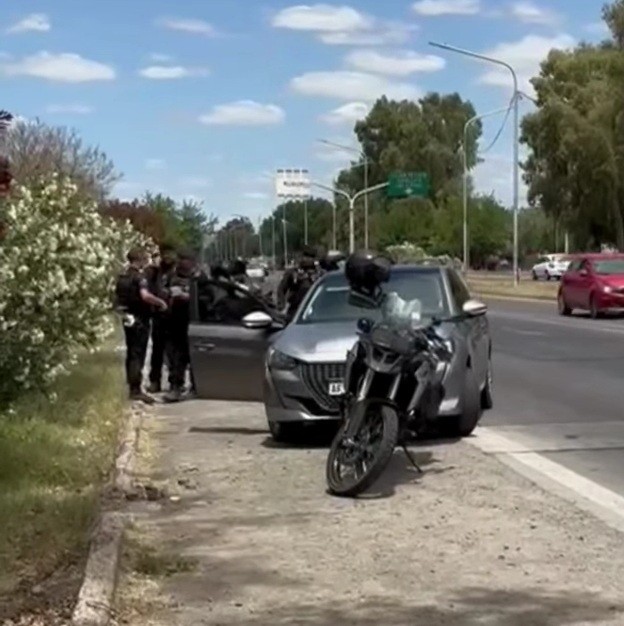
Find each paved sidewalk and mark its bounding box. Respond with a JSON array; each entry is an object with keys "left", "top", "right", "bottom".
[{"left": 115, "top": 401, "right": 624, "bottom": 626}]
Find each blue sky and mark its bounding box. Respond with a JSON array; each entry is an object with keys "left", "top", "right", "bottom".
[{"left": 1, "top": 0, "right": 609, "bottom": 226}]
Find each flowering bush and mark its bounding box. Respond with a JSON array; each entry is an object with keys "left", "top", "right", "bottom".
[
  {"left": 0, "top": 175, "right": 150, "bottom": 404},
  {"left": 385, "top": 242, "right": 462, "bottom": 269}
]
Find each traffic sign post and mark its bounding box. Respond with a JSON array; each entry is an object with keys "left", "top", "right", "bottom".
[{"left": 386, "top": 172, "right": 430, "bottom": 199}]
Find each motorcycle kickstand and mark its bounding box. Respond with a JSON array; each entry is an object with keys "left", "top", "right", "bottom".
[{"left": 402, "top": 444, "right": 423, "bottom": 474}]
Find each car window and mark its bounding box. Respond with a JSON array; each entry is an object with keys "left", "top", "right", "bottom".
[
  {"left": 297, "top": 270, "right": 450, "bottom": 325},
  {"left": 447, "top": 270, "right": 471, "bottom": 307},
  {"left": 566, "top": 259, "right": 581, "bottom": 272},
  {"left": 592, "top": 259, "right": 624, "bottom": 275},
  {"left": 194, "top": 279, "right": 266, "bottom": 325}
]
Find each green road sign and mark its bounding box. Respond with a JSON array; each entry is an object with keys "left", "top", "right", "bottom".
[{"left": 387, "top": 172, "right": 430, "bottom": 199}]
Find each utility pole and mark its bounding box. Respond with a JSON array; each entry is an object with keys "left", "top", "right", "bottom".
[
  {"left": 313, "top": 181, "right": 389, "bottom": 253},
  {"left": 282, "top": 207, "right": 288, "bottom": 267},
  {"left": 304, "top": 199, "right": 309, "bottom": 245},
  {"left": 431, "top": 41, "right": 520, "bottom": 286}
]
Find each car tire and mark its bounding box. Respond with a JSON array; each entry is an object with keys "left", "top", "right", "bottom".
[
  {"left": 441, "top": 369, "right": 482, "bottom": 438},
  {"left": 590, "top": 294, "right": 601, "bottom": 320},
  {"left": 545, "top": 271, "right": 551, "bottom": 281},
  {"left": 480, "top": 357, "right": 494, "bottom": 410},
  {"left": 557, "top": 292, "right": 572, "bottom": 316},
  {"left": 532, "top": 270, "right": 538, "bottom": 281},
  {"left": 268, "top": 420, "right": 302, "bottom": 444}
]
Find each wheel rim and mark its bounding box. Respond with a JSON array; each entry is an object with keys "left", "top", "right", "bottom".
[{"left": 331, "top": 412, "right": 384, "bottom": 484}]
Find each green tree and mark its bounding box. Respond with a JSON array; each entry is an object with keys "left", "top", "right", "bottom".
[{"left": 521, "top": 0, "right": 624, "bottom": 250}]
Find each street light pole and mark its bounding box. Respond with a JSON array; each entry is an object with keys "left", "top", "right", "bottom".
[
  {"left": 318, "top": 139, "right": 371, "bottom": 249},
  {"left": 304, "top": 199, "right": 308, "bottom": 245},
  {"left": 271, "top": 215, "right": 276, "bottom": 267},
  {"left": 313, "top": 181, "right": 389, "bottom": 253},
  {"left": 282, "top": 206, "right": 288, "bottom": 267},
  {"left": 462, "top": 105, "right": 513, "bottom": 272},
  {"left": 430, "top": 41, "right": 520, "bottom": 286}
]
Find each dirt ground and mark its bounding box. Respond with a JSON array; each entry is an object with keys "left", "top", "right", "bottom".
[{"left": 114, "top": 400, "right": 624, "bottom": 626}]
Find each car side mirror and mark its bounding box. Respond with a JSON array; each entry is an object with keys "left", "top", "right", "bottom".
[
  {"left": 463, "top": 299, "right": 488, "bottom": 317},
  {"left": 242, "top": 311, "right": 273, "bottom": 330}
]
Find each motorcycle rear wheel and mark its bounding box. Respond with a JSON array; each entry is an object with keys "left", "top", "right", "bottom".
[{"left": 326, "top": 404, "right": 399, "bottom": 498}]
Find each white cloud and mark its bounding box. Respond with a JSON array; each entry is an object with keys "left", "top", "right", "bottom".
[
  {"left": 510, "top": 2, "right": 560, "bottom": 26},
  {"left": 46, "top": 104, "right": 93, "bottom": 115},
  {"left": 273, "top": 4, "right": 415, "bottom": 46},
  {"left": 478, "top": 34, "right": 575, "bottom": 94},
  {"left": 139, "top": 64, "right": 209, "bottom": 79},
  {"left": 0, "top": 52, "right": 115, "bottom": 82},
  {"left": 412, "top": 0, "right": 480, "bottom": 16},
  {"left": 291, "top": 70, "right": 420, "bottom": 101},
  {"left": 199, "top": 101, "right": 285, "bottom": 126},
  {"left": 149, "top": 53, "right": 174, "bottom": 62},
  {"left": 7, "top": 13, "right": 51, "bottom": 34},
  {"left": 243, "top": 191, "right": 270, "bottom": 200},
  {"left": 345, "top": 49, "right": 445, "bottom": 76},
  {"left": 321, "top": 101, "right": 369, "bottom": 125},
  {"left": 272, "top": 4, "right": 372, "bottom": 32},
  {"left": 158, "top": 17, "right": 217, "bottom": 36},
  {"left": 145, "top": 158, "right": 166, "bottom": 170}
]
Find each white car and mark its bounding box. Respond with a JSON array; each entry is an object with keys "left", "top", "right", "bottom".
[
  {"left": 246, "top": 264, "right": 267, "bottom": 280},
  {"left": 531, "top": 254, "right": 570, "bottom": 281}
]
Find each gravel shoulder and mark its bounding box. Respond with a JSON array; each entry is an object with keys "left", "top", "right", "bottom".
[{"left": 115, "top": 401, "right": 624, "bottom": 626}]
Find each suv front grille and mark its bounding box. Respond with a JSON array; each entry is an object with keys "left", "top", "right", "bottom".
[{"left": 299, "top": 362, "right": 346, "bottom": 414}]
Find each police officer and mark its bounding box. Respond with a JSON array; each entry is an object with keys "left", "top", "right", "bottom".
[
  {"left": 163, "top": 250, "right": 198, "bottom": 403},
  {"left": 277, "top": 245, "right": 322, "bottom": 319},
  {"left": 114, "top": 248, "right": 168, "bottom": 403},
  {"left": 145, "top": 243, "right": 177, "bottom": 393}
]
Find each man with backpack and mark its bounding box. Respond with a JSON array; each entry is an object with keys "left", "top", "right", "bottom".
[{"left": 114, "top": 248, "right": 168, "bottom": 403}]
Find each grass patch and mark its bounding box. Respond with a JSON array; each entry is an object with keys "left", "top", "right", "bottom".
[
  {"left": 0, "top": 345, "right": 126, "bottom": 608},
  {"left": 467, "top": 276, "right": 558, "bottom": 301},
  {"left": 126, "top": 534, "right": 197, "bottom": 578}
]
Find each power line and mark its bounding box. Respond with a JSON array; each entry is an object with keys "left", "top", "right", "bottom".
[{"left": 480, "top": 95, "right": 515, "bottom": 155}]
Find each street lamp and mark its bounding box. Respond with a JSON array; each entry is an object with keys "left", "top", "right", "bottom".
[
  {"left": 430, "top": 40, "right": 521, "bottom": 286},
  {"left": 461, "top": 105, "right": 514, "bottom": 272},
  {"left": 312, "top": 180, "right": 389, "bottom": 253},
  {"left": 318, "top": 139, "right": 371, "bottom": 249}
]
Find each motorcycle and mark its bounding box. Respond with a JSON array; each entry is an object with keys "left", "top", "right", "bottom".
[{"left": 325, "top": 288, "right": 453, "bottom": 498}]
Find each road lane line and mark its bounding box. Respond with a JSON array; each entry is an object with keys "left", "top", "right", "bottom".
[
  {"left": 503, "top": 327, "right": 546, "bottom": 336},
  {"left": 488, "top": 310, "right": 624, "bottom": 335},
  {"left": 469, "top": 427, "right": 624, "bottom": 534}
]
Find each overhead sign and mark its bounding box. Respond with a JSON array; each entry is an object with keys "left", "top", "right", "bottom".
[
  {"left": 387, "top": 172, "right": 430, "bottom": 199},
  {"left": 275, "top": 168, "right": 311, "bottom": 199}
]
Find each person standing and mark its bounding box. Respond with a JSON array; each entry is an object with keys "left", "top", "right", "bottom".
[
  {"left": 114, "top": 248, "right": 167, "bottom": 403},
  {"left": 145, "top": 244, "right": 177, "bottom": 393},
  {"left": 163, "top": 250, "right": 196, "bottom": 403},
  {"left": 276, "top": 245, "right": 322, "bottom": 320}
]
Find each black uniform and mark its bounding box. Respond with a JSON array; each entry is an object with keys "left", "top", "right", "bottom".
[
  {"left": 115, "top": 266, "right": 151, "bottom": 395},
  {"left": 145, "top": 264, "right": 174, "bottom": 389},
  {"left": 164, "top": 267, "right": 194, "bottom": 392},
  {"left": 277, "top": 262, "right": 323, "bottom": 318}
]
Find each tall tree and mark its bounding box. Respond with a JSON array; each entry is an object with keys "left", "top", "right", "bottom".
[{"left": 521, "top": 1, "right": 624, "bottom": 250}]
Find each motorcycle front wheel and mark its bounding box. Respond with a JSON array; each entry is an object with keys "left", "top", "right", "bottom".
[{"left": 326, "top": 403, "right": 399, "bottom": 498}]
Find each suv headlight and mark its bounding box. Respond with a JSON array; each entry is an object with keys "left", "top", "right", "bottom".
[{"left": 268, "top": 348, "right": 298, "bottom": 371}]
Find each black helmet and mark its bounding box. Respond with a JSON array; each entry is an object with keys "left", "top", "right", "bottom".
[
  {"left": 231, "top": 259, "right": 247, "bottom": 276},
  {"left": 345, "top": 251, "right": 391, "bottom": 298}
]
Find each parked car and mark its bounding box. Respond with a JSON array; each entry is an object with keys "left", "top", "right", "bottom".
[
  {"left": 246, "top": 264, "right": 267, "bottom": 280},
  {"left": 558, "top": 253, "right": 624, "bottom": 318},
  {"left": 187, "top": 265, "right": 493, "bottom": 443},
  {"left": 531, "top": 254, "right": 570, "bottom": 281}
]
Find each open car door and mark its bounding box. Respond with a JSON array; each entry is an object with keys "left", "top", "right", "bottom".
[{"left": 189, "top": 279, "right": 283, "bottom": 401}]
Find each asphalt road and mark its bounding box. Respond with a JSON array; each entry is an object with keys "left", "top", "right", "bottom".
[{"left": 484, "top": 298, "right": 624, "bottom": 497}]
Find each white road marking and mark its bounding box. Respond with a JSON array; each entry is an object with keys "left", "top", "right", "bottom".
[
  {"left": 503, "top": 326, "right": 545, "bottom": 336},
  {"left": 470, "top": 427, "right": 624, "bottom": 534},
  {"left": 488, "top": 309, "right": 624, "bottom": 335}
]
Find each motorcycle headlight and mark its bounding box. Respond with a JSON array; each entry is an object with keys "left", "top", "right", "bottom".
[{"left": 268, "top": 348, "right": 298, "bottom": 371}]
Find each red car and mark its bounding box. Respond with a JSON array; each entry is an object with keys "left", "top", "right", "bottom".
[{"left": 558, "top": 253, "right": 624, "bottom": 318}]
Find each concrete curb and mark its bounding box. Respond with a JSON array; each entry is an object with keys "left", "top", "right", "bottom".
[{"left": 71, "top": 406, "right": 144, "bottom": 626}]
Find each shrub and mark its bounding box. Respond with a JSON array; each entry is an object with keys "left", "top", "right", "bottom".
[{"left": 0, "top": 175, "right": 149, "bottom": 404}]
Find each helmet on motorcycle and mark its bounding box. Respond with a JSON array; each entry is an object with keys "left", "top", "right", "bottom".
[{"left": 345, "top": 251, "right": 391, "bottom": 297}]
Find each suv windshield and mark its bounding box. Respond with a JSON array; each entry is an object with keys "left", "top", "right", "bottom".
[
  {"left": 297, "top": 270, "right": 450, "bottom": 325},
  {"left": 593, "top": 259, "right": 624, "bottom": 275}
]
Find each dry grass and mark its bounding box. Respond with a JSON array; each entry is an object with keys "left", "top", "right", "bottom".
[
  {"left": 0, "top": 345, "right": 126, "bottom": 619},
  {"left": 467, "top": 275, "right": 557, "bottom": 301}
]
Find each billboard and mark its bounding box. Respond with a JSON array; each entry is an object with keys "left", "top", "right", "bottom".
[{"left": 275, "top": 168, "right": 311, "bottom": 199}]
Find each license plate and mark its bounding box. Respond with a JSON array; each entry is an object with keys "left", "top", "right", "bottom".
[{"left": 328, "top": 381, "right": 345, "bottom": 396}]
